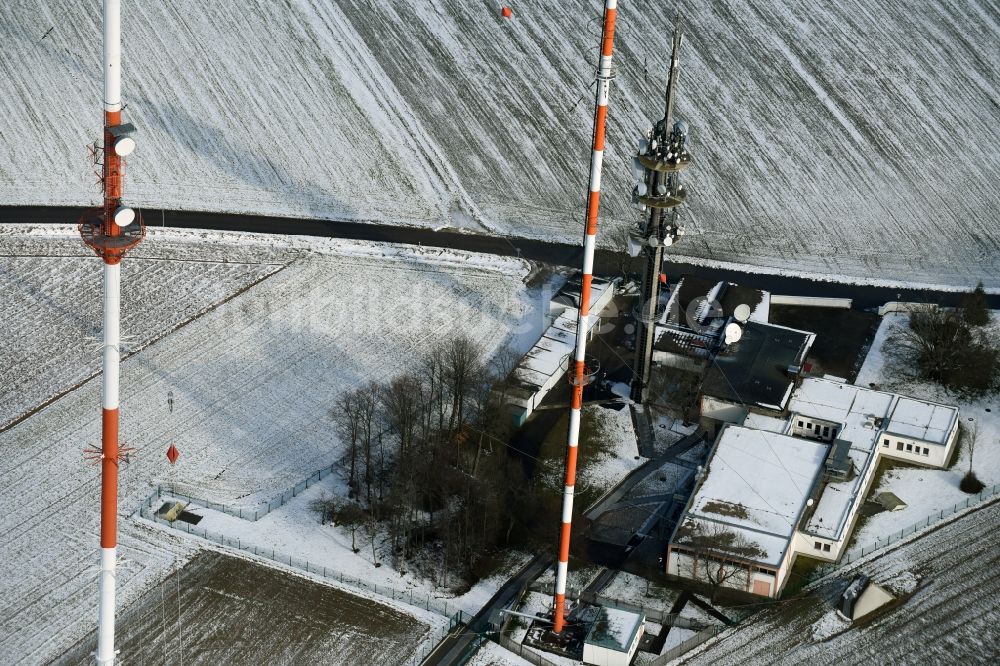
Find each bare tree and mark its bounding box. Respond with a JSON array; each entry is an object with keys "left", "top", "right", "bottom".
[
  {"left": 888, "top": 305, "right": 997, "bottom": 394},
  {"left": 382, "top": 373, "right": 422, "bottom": 456},
  {"left": 332, "top": 392, "right": 361, "bottom": 498},
  {"left": 675, "top": 521, "right": 766, "bottom": 602},
  {"left": 355, "top": 382, "right": 380, "bottom": 507},
  {"left": 960, "top": 419, "right": 985, "bottom": 493},
  {"left": 332, "top": 500, "right": 365, "bottom": 552},
  {"left": 888, "top": 306, "right": 968, "bottom": 382},
  {"left": 308, "top": 492, "right": 337, "bottom": 525},
  {"left": 445, "top": 336, "right": 482, "bottom": 433}
]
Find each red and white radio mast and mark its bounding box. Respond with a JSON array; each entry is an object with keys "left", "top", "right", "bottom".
[
  {"left": 79, "top": 1, "right": 142, "bottom": 663},
  {"left": 552, "top": 0, "right": 619, "bottom": 635}
]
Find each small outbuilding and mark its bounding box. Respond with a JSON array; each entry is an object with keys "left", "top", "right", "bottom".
[
  {"left": 875, "top": 491, "right": 907, "bottom": 512},
  {"left": 839, "top": 575, "right": 895, "bottom": 621},
  {"left": 582, "top": 605, "right": 645, "bottom": 666}
]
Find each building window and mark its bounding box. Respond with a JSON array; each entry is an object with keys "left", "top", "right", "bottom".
[
  {"left": 814, "top": 541, "right": 822, "bottom": 550},
  {"left": 798, "top": 420, "right": 804, "bottom": 428},
  {"left": 823, "top": 544, "right": 831, "bottom": 552},
  {"left": 832, "top": 428, "right": 839, "bottom": 438},
  {"left": 923, "top": 447, "right": 929, "bottom": 455},
  {"left": 756, "top": 567, "right": 772, "bottom": 575},
  {"left": 883, "top": 438, "right": 890, "bottom": 447},
  {"left": 897, "top": 442, "right": 904, "bottom": 451},
  {"left": 906, "top": 443, "right": 912, "bottom": 452},
  {"left": 806, "top": 423, "right": 812, "bottom": 430},
  {"left": 822, "top": 426, "right": 830, "bottom": 437}
]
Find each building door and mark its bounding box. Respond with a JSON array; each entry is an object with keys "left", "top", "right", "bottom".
[{"left": 752, "top": 579, "right": 772, "bottom": 597}]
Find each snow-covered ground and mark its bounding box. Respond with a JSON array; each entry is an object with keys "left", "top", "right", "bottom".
[
  {"left": 2, "top": 1, "right": 999, "bottom": 288},
  {"left": 0, "top": 226, "right": 546, "bottom": 664},
  {"left": 849, "top": 312, "right": 1000, "bottom": 549},
  {"left": 682, "top": 499, "right": 1000, "bottom": 665},
  {"left": 468, "top": 641, "right": 532, "bottom": 666},
  {"left": 536, "top": 404, "right": 640, "bottom": 500},
  {"left": 0, "top": 226, "right": 281, "bottom": 430},
  {"left": 601, "top": 571, "right": 681, "bottom": 614},
  {"left": 150, "top": 476, "right": 532, "bottom": 616}
]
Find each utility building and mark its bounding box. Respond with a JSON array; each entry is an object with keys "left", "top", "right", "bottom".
[
  {"left": 582, "top": 606, "right": 645, "bottom": 666},
  {"left": 667, "top": 378, "right": 961, "bottom": 598}
]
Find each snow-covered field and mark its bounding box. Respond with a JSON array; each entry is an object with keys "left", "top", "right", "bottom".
[
  {"left": 2, "top": 1, "right": 998, "bottom": 288},
  {"left": 849, "top": 312, "right": 1000, "bottom": 549},
  {"left": 0, "top": 226, "right": 544, "bottom": 664},
  {"left": 59, "top": 551, "right": 442, "bottom": 666},
  {"left": 0, "top": 227, "right": 281, "bottom": 431}
]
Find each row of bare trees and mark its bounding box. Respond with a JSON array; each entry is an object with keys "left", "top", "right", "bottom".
[{"left": 317, "top": 337, "right": 535, "bottom": 587}]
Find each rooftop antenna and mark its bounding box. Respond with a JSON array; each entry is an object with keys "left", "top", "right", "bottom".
[
  {"left": 551, "top": 0, "right": 619, "bottom": 636},
  {"left": 629, "top": 23, "right": 692, "bottom": 403},
  {"left": 77, "top": 2, "right": 143, "bottom": 663}
]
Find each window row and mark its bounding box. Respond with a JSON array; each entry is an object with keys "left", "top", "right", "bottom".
[
  {"left": 813, "top": 541, "right": 832, "bottom": 553},
  {"left": 797, "top": 420, "right": 839, "bottom": 440},
  {"left": 882, "top": 438, "right": 930, "bottom": 456}
]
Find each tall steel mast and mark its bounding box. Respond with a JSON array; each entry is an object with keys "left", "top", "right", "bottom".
[
  {"left": 79, "top": 1, "right": 142, "bottom": 663},
  {"left": 630, "top": 28, "right": 692, "bottom": 403},
  {"left": 551, "top": 0, "right": 620, "bottom": 635}
]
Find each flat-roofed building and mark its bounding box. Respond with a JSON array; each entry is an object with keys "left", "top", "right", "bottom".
[
  {"left": 582, "top": 606, "right": 645, "bottom": 666},
  {"left": 666, "top": 425, "right": 828, "bottom": 598},
  {"left": 668, "top": 378, "right": 961, "bottom": 595}
]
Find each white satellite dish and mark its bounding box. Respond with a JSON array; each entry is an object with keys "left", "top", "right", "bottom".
[
  {"left": 113, "top": 206, "right": 135, "bottom": 227},
  {"left": 724, "top": 322, "right": 743, "bottom": 345},
  {"left": 636, "top": 182, "right": 648, "bottom": 196},
  {"left": 734, "top": 303, "right": 752, "bottom": 323},
  {"left": 114, "top": 136, "right": 136, "bottom": 156}
]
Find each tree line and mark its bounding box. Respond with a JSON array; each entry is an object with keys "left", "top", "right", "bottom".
[{"left": 312, "top": 336, "right": 540, "bottom": 588}]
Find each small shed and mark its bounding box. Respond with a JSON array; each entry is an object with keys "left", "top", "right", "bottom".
[
  {"left": 839, "top": 575, "right": 895, "bottom": 621},
  {"left": 583, "top": 606, "right": 644, "bottom": 666},
  {"left": 875, "top": 491, "right": 907, "bottom": 512}
]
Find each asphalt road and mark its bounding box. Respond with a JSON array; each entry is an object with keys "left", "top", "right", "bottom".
[
  {"left": 5, "top": 206, "right": 997, "bottom": 310},
  {"left": 421, "top": 553, "right": 552, "bottom": 666}
]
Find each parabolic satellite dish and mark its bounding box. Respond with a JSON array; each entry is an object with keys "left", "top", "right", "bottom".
[
  {"left": 724, "top": 322, "right": 743, "bottom": 345},
  {"left": 734, "top": 303, "right": 752, "bottom": 323}
]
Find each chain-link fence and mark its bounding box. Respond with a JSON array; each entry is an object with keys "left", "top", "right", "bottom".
[
  {"left": 146, "top": 463, "right": 339, "bottom": 522},
  {"left": 406, "top": 610, "right": 474, "bottom": 666},
  {"left": 648, "top": 625, "right": 726, "bottom": 665},
  {"left": 812, "top": 482, "right": 1000, "bottom": 581},
  {"left": 138, "top": 493, "right": 454, "bottom": 617}
]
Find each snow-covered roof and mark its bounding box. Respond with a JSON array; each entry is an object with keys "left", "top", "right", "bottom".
[
  {"left": 511, "top": 280, "right": 612, "bottom": 392},
  {"left": 585, "top": 605, "right": 644, "bottom": 652},
  {"left": 791, "top": 378, "right": 960, "bottom": 540},
  {"left": 886, "top": 397, "right": 958, "bottom": 446},
  {"left": 790, "top": 378, "right": 959, "bottom": 449},
  {"left": 742, "top": 412, "right": 789, "bottom": 434},
  {"left": 788, "top": 379, "right": 895, "bottom": 453},
  {"left": 676, "top": 425, "right": 828, "bottom": 566},
  {"left": 803, "top": 448, "right": 876, "bottom": 540}
]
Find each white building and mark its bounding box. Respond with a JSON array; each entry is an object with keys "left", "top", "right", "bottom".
[
  {"left": 668, "top": 377, "right": 960, "bottom": 596},
  {"left": 666, "top": 425, "right": 828, "bottom": 598},
  {"left": 505, "top": 277, "right": 616, "bottom": 425},
  {"left": 785, "top": 378, "right": 959, "bottom": 562},
  {"left": 582, "top": 605, "right": 645, "bottom": 666}
]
